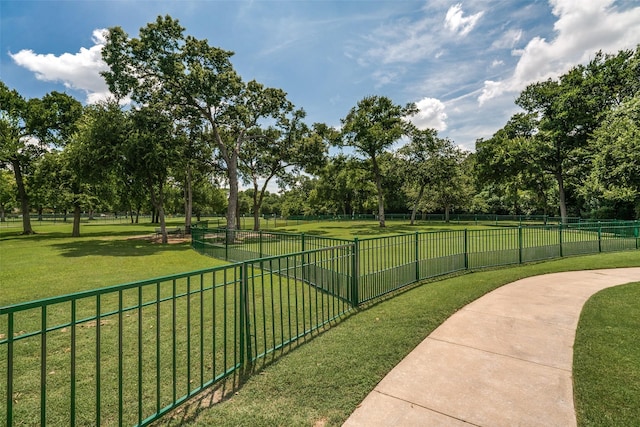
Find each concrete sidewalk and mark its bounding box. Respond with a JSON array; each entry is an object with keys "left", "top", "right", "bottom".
[{"left": 343, "top": 268, "right": 640, "bottom": 427}]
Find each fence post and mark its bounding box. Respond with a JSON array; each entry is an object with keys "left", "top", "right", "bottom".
[
  {"left": 225, "top": 229, "right": 229, "bottom": 261},
  {"left": 598, "top": 226, "right": 602, "bottom": 253},
  {"left": 464, "top": 229, "right": 469, "bottom": 270},
  {"left": 415, "top": 232, "right": 420, "bottom": 282},
  {"left": 518, "top": 226, "right": 523, "bottom": 264},
  {"left": 559, "top": 225, "right": 563, "bottom": 257},
  {"left": 259, "top": 230, "right": 263, "bottom": 258},
  {"left": 6, "top": 313, "right": 14, "bottom": 426},
  {"left": 240, "top": 263, "right": 252, "bottom": 367},
  {"left": 301, "top": 233, "right": 306, "bottom": 253},
  {"left": 351, "top": 238, "right": 359, "bottom": 307}
]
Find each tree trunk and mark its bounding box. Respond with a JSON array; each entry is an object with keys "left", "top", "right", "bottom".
[
  {"left": 11, "top": 158, "right": 34, "bottom": 234},
  {"left": 184, "top": 166, "right": 193, "bottom": 235},
  {"left": 410, "top": 185, "right": 426, "bottom": 226},
  {"left": 372, "top": 156, "right": 385, "bottom": 227},
  {"left": 252, "top": 178, "right": 260, "bottom": 231},
  {"left": 227, "top": 152, "right": 239, "bottom": 233},
  {"left": 252, "top": 174, "right": 275, "bottom": 232},
  {"left": 445, "top": 204, "right": 451, "bottom": 223},
  {"left": 72, "top": 203, "right": 81, "bottom": 237},
  {"left": 236, "top": 200, "right": 241, "bottom": 230},
  {"left": 150, "top": 183, "right": 167, "bottom": 244},
  {"left": 555, "top": 169, "right": 568, "bottom": 224},
  {"left": 0, "top": 206, "right": 5, "bottom": 222}
]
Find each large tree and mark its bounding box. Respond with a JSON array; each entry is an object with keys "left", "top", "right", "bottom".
[
  {"left": 514, "top": 47, "right": 640, "bottom": 222},
  {"left": 396, "top": 128, "right": 441, "bottom": 225},
  {"left": 69, "top": 100, "right": 135, "bottom": 231},
  {"left": 102, "top": 15, "right": 293, "bottom": 234},
  {"left": 584, "top": 96, "right": 640, "bottom": 218},
  {"left": 413, "top": 142, "right": 473, "bottom": 222},
  {"left": 475, "top": 113, "right": 554, "bottom": 216},
  {"left": 340, "top": 95, "right": 417, "bottom": 227},
  {"left": 239, "top": 112, "right": 328, "bottom": 230},
  {"left": 128, "top": 106, "right": 182, "bottom": 243},
  {"left": 0, "top": 82, "right": 82, "bottom": 234}
]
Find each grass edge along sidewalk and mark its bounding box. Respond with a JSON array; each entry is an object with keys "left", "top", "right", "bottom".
[{"left": 180, "top": 251, "right": 640, "bottom": 426}]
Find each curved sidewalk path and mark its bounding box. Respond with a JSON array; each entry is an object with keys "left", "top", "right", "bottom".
[{"left": 344, "top": 268, "right": 640, "bottom": 427}]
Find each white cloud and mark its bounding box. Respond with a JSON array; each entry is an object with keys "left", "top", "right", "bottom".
[
  {"left": 479, "top": 0, "right": 640, "bottom": 105},
  {"left": 9, "top": 29, "right": 111, "bottom": 104},
  {"left": 491, "top": 59, "right": 505, "bottom": 68},
  {"left": 410, "top": 97, "right": 448, "bottom": 131},
  {"left": 444, "top": 3, "right": 484, "bottom": 37},
  {"left": 491, "top": 28, "right": 523, "bottom": 49},
  {"left": 360, "top": 17, "right": 439, "bottom": 66}
]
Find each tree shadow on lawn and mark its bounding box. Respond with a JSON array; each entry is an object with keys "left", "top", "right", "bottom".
[
  {"left": 51, "top": 236, "right": 193, "bottom": 257},
  {"left": 0, "top": 227, "right": 157, "bottom": 242}
]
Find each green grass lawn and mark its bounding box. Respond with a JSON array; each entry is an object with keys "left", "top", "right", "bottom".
[
  {"left": 574, "top": 281, "right": 640, "bottom": 426},
  {"left": 1, "top": 220, "right": 639, "bottom": 426},
  {"left": 0, "top": 220, "right": 224, "bottom": 305}
]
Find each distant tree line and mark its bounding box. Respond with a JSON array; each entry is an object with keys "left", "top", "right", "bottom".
[
  {"left": 1, "top": 15, "right": 638, "bottom": 242},
  {"left": 475, "top": 46, "right": 640, "bottom": 223}
]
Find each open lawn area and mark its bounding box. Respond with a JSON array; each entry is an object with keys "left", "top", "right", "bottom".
[
  {"left": 1, "top": 220, "right": 639, "bottom": 426},
  {"left": 0, "top": 220, "right": 224, "bottom": 305}
]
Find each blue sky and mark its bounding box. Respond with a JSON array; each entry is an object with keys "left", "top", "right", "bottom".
[{"left": 2, "top": 0, "right": 639, "bottom": 151}]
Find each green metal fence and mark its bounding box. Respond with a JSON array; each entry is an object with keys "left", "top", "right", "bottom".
[
  {"left": 193, "top": 223, "right": 640, "bottom": 307},
  {"left": 1, "top": 244, "right": 354, "bottom": 426},
  {"left": 3, "top": 222, "right": 638, "bottom": 426},
  {"left": 190, "top": 228, "right": 351, "bottom": 263}
]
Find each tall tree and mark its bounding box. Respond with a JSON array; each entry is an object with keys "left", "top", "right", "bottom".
[
  {"left": 239, "top": 111, "right": 328, "bottom": 230},
  {"left": 102, "top": 16, "right": 293, "bottom": 235},
  {"left": 475, "top": 113, "right": 554, "bottom": 215},
  {"left": 128, "top": 106, "right": 182, "bottom": 243},
  {"left": 514, "top": 47, "right": 640, "bottom": 222},
  {"left": 584, "top": 96, "right": 640, "bottom": 218},
  {"left": 340, "top": 95, "right": 417, "bottom": 227},
  {"left": 66, "top": 102, "right": 130, "bottom": 235},
  {"left": 0, "top": 82, "right": 82, "bottom": 234},
  {"left": 396, "top": 128, "right": 441, "bottom": 225},
  {"left": 421, "top": 148, "right": 473, "bottom": 222}
]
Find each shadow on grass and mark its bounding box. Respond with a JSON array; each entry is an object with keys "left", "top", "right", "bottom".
[
  {"left": 0, "top": 229, "right": 156, "bottom": 242},
  {"left": 152, "top": 312, "right": 356, "bottom": 426},
  {"left": 51, "top": 238, "right": 193, "bottom": 257}
]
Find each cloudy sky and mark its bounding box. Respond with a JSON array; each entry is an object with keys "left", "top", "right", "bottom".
[{"left": 2, "top": 0, "right": 639, "bottom": 151}]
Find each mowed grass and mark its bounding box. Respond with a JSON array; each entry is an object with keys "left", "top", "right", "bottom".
[
  {"left": 0, "top": 220, "right": 224, "bottom": 305},
  {"left": 574, "top": 281, "right": 640, "bottom": 426},
  {"left": 1, "top": 219, "right": 639, "bottom": 426},
  {"left": 176, "top": 251, "right": 640, "bottom": 427}
]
